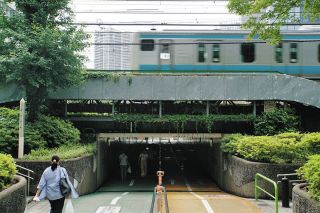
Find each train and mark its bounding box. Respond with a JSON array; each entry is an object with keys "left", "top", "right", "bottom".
[{"left": 130, "top": 30, "right": 320, "bottom": 79}]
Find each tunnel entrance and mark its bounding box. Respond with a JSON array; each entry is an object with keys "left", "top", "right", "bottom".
[{"left": 97, "top": 133, "right": 222, "bottom": 192}]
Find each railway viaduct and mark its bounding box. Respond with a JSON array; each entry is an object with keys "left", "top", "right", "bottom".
[{"left": 1, "top": 73, "right": 320, "bottom": 108}]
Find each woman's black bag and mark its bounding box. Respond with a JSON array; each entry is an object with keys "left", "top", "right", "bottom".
[{"left": 59, "top": 167, "right": 71, "bottom": 196}]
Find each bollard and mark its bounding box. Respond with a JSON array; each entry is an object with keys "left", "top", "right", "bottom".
[{"left": 281, "top": 177, "right": 290, "bottom": 207}]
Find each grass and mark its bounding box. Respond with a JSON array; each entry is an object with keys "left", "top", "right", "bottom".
[{"left": 23, "top": 143, "right": 95, "bottom": 160}]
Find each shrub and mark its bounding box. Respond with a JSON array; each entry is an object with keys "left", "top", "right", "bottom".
[
  {"left": 220, "top": 132, "right": 320, "bottom": 164},
  {"left": 220, "top": 134, "right": 244, "bottom": 154},
  {"left": 299, "top": 133, "right": 320, "bottom": 155},
  {"left": 254, "top": 108, "right": 299, "bottom": 135},
  {"left": 0, "top": 154, "right": 17, "bottom": 191},
  {"left": 0, "top": 107, "right": 80, "bottom": 157},
  {"left": 31, "top": 115, "right": 80, "bottom": 148},
  {"left": 23, "top": 143, "right": 95, "bottom": 160},
  {"left": 298, "top": 155, "right": 320, "bottom": 201},
  {"left": 0, "top": 108, "right": 45, "bottom": 157}
]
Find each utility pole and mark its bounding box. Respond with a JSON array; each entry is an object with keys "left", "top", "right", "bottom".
[{"left": 18, "top": 98, "right": 26, "bottom": 159}]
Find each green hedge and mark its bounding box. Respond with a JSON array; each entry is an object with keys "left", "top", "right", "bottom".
[
  {"left": 0, "top": 108, "right": 46, "bottom": 156},
  {"left": 23, "top": 143, "right": 95, "bottom": 160},
  {"left": 220, "top": 132, "right": 320, "bottom": 164},
  {"left": 0, "top": 107, "right": 80, "bottom": 157},
  {"left": 298, "top": 155, "right": 320, "bottom": 201},
  {"left": 254, "top": 108, "right": 299, "bottom": 135},
  {"left": 0, "top": 154, "right": 17, "bottom": 191},
  {"left": 32, "top": 114, "right": 80, "bottom": 148}
]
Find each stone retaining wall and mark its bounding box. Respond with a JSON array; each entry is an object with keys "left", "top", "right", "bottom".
[
  {"left": 16, "top": 154, "right": 98, "bottom": 196},
  {"left": 221, "top": 155, "right": 301, "bottom": 198},
  {"left": 203, "top": 143, "right": 301, "bottom": 198},
  {"left": 0, "top": 175, "right": 26, "bottom": 213},
  {"left": 293, "top": 183, "right": 320, "bottom": 213}
]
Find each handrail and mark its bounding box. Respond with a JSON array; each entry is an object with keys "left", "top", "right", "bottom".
[
  {"left": 255, "top": 173, "right": 279, "bottom": 213},
  {"left": 15, "top": 163, "right": 36, "bottom": 196},
  {"left": 163, "top": 187, "right": 169, "bottom": 213},
  {"left": 16, "top": 164, "right": 35, "bottom": 173},
  {"left": 150, "top": 186, "right": 169, "bottom": 213}
]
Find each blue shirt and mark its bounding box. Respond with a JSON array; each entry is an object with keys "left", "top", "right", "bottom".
[{"left": 37, "top": 166, "right": 79, "bottom": 201}]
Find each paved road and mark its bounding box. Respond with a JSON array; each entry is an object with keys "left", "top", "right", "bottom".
[
  {"left": 25, "top": 175, "right": 293, "bottom": 213},
  {"left": 26, "top": 192, "right": 153, "bottom": 213}
]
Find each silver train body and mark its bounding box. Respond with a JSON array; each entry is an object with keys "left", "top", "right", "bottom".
[{"left": 131, "top": 30, "right": 320, "bottom": 79}]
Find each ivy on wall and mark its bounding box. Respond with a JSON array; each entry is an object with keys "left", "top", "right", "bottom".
[{"left": 68, "top": 112, "right": 255, "bottom": 133}]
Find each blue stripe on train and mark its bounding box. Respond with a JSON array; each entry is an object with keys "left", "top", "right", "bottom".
[
  {"left": 139, "top": 65, "right": 320, "bottom": 75},
  {"left": 140, "top": 34, "right": 320, "bottom": 40}
]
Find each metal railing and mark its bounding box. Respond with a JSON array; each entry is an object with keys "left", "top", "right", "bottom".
[
  {"left": 150, "top": 186, "right": 169, "bottom": 213},
  {"left": 255, "top": 173, "right": 279, "bottom": 213},
  {"left": 15, "top": 164, "right": 35, "bottom": 196}
]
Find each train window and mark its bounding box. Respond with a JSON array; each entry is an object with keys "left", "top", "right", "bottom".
[
  {"left": 241, "top": 43, "right": 255, "bottom": 63},
  {"left": 275, "top": 43, "right": 283, "bottom": 63},
  {"left": 290, "top": 43, "right": 298, "bottom": 63},
  {"left": 212, "top": 44, "right": 220, "bottom": 63},
  {"left": 141, "top": 39, "right": 154, "bottom": 51},
  {"left": 161, "top": 43, "right": 169, "bottom": 53},
  {"left": 198, "top": 43, "right": 206, "bottom": 63}
]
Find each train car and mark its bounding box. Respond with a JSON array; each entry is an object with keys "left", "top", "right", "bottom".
[{"left": 131, "top": 30, "right": 320, "bottom": 79}]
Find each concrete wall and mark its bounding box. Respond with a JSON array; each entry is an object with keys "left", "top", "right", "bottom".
[
  {"left": 293, "top": 183, "right": 320, "bottom": 213},
  {"left": 16, "top": 152, "right": 109, "bottom": 196},
  {"left": 0, "top": 175, "right": 26, "bottom": 213},
  {"left": 97, "top": 140, "right": 111, "bottom": 186},
  {"left": 204, "top": 143, "right": 301, "bottom": 198}
]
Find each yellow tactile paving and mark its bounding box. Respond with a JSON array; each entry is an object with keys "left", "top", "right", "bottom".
[
  {"left": 197, "top": 192, "right": 264, "bottom": 213},
  {"left": 167, "top": 191, "right": 263, "bottom": 213},
  {"left": 167, "top": 192, "right": 208, "bottom": 213}
]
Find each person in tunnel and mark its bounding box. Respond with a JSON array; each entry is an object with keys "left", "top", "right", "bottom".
[
  {"left": 118, "top": 151, "right": 129, "bottom": 182},
  {"left": 138, "top": 148, "right": 149, "bottom": 177}
]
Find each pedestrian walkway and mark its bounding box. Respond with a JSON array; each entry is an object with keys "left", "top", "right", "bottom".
[{"left": 25, "top": 192, "right": 293, "bottom": 213}]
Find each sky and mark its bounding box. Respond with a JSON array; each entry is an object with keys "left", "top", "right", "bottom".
[
  {"left": 71, "top": 0, "right": 238, "bottom": 31},
  {"left": 70, "top": 1, "right": 239, "bottom": 68}
]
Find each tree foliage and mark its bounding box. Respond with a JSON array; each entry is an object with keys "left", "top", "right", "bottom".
[
  {"left": 228, "top": 0, "right": 320, "bottom": 43},
  {"left": 0, "top": 0, "right": 89, "bottom": 121},
  {"left": 254, "top": 108, "right": 299, "bottom": 135}
]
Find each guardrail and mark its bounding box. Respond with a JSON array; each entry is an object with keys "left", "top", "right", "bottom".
[
  {"left": 150, "top": 186, "right": 169, "bottom": 213},
  {"left": 255, "top": 173, "right": 279, "bottom": 213},
  {"left": 15, "top": 164, "right": 35, "bottom": 196}
]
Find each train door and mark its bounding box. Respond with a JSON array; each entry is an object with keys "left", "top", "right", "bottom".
[
  {"left": 158, "top": 40, "right": 174, "bottom": 71},
  {"left": 196, "top": 41, "right": 209, "bottom": 70}
]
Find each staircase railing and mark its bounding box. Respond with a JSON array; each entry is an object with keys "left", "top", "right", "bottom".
[{"left": 15, "top": 164, "right": 35, "bottom": 196}]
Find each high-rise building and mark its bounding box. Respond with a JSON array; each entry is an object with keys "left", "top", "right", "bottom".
[{"left": 94, "top": 28, "right": 133, "bottom": 70}]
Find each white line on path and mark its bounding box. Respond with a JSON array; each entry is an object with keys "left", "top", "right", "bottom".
[
  {"left": 184, "top": 178, "right": 215, "bottom": 213},
  {"left": 110, "top": 192, "right": 129, "bottom": 205},
  {"left": 129, "top": 179, "right": 135, "bottom": 186}
]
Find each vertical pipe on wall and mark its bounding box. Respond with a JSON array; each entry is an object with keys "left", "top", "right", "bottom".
[
  {"left": 159, "top": 101, "right": 162, "bottom": 118},
  {"left": 253, "top": 101, "right": 256, "bottom": 117},
  {"left": 112, "top": 101, "right": 115, "bottom": 116},
  {"left": 206, "top": 101, "right": 210, "bottom": 116}
]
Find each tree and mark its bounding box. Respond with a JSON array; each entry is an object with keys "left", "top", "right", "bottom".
[
  {"left": 228, "top": 0, "right": 320, "bottom": 43},
  {"left": 0, "top": 0, "right": 88, "bottom": 121}
]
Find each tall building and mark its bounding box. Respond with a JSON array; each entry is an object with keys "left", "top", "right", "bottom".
[{"left": 94, "top": 28, "right": 133, "bottom": 70}]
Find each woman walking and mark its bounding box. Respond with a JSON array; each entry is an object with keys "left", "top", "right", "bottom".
[{"left": 33, "top": 155, "right": 78, "bottom": 213}]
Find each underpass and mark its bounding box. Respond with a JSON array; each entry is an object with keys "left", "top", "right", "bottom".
[
  {"left": 27, "top": 133, "right": 291, "bottom": 213},
  {"left": 93, "top": 134, "right": 265, "bottom": 213}
]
